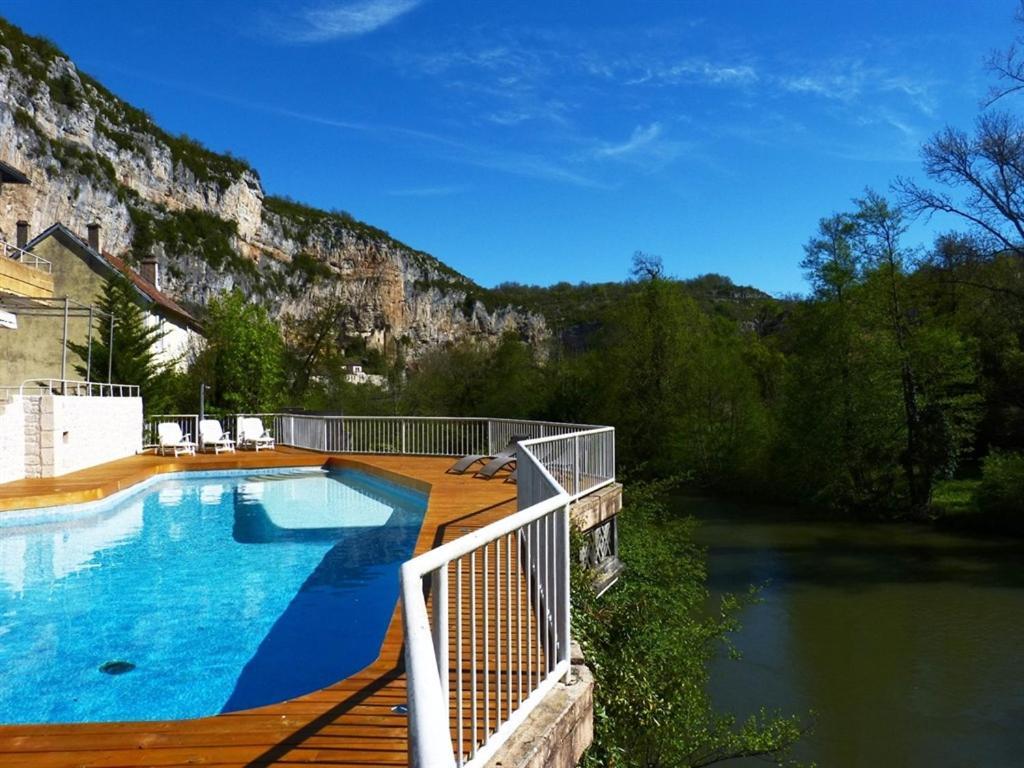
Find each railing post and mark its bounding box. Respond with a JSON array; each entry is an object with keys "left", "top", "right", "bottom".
[
  {"left": 432, "top": 565, "right": 449, "bottom": 703},
  {"left": 402, "top": 419, "right": 408, "bottom": 455},
  {"left": 559, "top": 501, "right": 571, "bottom": 675},
  {"left": 573, "top": 435, "right": 580, "bottom": 496}
]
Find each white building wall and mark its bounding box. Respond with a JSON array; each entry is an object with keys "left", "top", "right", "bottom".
[
  {"left": 41, "top": 395, "right": 142, "bottom": 477},
  {"left": 143, "top": 313, "right": 197, "bottom": 372},
  {"left": 0, "top": 396, "right": 26, "bottom": 484}
]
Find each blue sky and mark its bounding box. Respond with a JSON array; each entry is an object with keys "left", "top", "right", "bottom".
[{"left": 3, "top": 1, "right": 1017, "bottom": 294}]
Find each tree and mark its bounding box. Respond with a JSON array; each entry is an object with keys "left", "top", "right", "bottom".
[
  {"left": 189, "top": 291, "right": 285, "bottom": 413},
  {"left": 896, "top": 113, "right": 1024, "bottom": 259},
  {"left": 400, "top": 333, "right": 549, "bottom": 419},
  {"left": 775, "top": 195, "right": 982, "bottom": 515},
  {"left": 66, "top": 275, "right": 174, "bottom": 413},
  {"left": 800, "top": 213, "right": 861, "bottom": 300},
  {"left": 897, "top": 4, "right": 1024, "bottom": 264}
]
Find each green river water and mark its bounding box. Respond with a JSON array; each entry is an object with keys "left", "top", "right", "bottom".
[{"left": 686, "top": 497, "right": 1024, "bottom": 767}]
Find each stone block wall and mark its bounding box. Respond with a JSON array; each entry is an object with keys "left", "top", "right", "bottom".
[
  {"left": 23, "top": 395, "right": 41, "bottom": 477},
  {"left": 0, "top": 396, "right": 26, "bottom": 484},
  {"left": 45, "top": 395, "right": 142, "bottom": 477}
]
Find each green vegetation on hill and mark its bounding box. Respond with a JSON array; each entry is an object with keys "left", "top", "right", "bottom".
[
  {"left": 263, "top": 195, "right": 471, "bottom": 284},
  {"left": 127, "top": 204, "right": 243, "bottom": 273},
  {"left": 0, "top": 18, "right": 252, "bottom": 187}
]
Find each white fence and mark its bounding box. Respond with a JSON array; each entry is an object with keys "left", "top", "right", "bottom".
[
  {"left": 141, "top": 412, "right": 615, "bottom": 766},
  {"left": 3, "top": 379, "right": 140, "bottom": 403},
  {"left": 2, "top": 240, "right": 52, "bottom": 273}
]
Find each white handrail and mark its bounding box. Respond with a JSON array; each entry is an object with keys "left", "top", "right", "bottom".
[
  {"left": 17, "top": 378, "right": 140, "bottom": 397},
  {"left": 2, "top": 240, "right": 52, "bottom": 273},
  {"left": 401, "top": 492, "right": 572, "bottom": 768}
]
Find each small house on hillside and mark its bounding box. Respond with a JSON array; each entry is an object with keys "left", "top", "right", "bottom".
[{"left": 0, "top": 222, "right": 201, "bottom": 385}]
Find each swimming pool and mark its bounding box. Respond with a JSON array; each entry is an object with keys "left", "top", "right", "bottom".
[{"left": 0, "top": 467, "right": 428, "bottom": 724}]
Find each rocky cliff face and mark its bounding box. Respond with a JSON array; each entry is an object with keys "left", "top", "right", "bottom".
[{"left": 0, "top": 20, "right": 546, "bottom": 358}]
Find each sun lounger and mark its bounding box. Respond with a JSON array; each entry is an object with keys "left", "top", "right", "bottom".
[
  {"left": 156, "top": 422, "right": 196, "bottom": 457},
  {"left": 447, "top": 435, "right": 527, "bottom": 475},
  {"left": 238, "top": 417, "right": 275, "bottom": 451},
  {"left": 475, "top": 453, "right": 516, "bottom": 479},
  {"left": 199, "top": 419, "right": 235, "bottom": 454}
]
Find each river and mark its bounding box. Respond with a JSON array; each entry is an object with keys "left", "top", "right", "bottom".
[{"left": 685, "top": 496, "right": 1024, "bottom": 767}]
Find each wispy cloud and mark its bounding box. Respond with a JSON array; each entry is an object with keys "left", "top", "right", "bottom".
[
  {"left": 269, "top": 0, "right": 422, "bottom": 44},
  {"left": 596, "top": 122, "right": 664, "bottom": 157},
  {"left": 631, "top": 59, "right": 759, "bottom": 87}
]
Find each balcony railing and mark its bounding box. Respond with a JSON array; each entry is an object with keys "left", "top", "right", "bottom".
[
  {"left": 1, "top": 379, "right": 140, "bottom": 403},
  {"left": 142, "top": 413, "right": 616, "bottom": 766},
  {"left": 2, "top": 240, "right": 52, "bottom": 273}
]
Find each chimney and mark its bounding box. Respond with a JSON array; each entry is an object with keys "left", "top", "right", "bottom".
[
  {"left": 140, "top": 256, "right": 159, "bottom": 290},
  {"left": 87, "top": 222, "right": 100, "bottom": 252},
  {"left": 16, "top": 220, "right": 28, "bottom": 249}
]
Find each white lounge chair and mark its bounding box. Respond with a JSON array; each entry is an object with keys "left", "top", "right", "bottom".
[
  {"left": 199, "top": 419, "right": 235, "bottom": 454},
  {"left": 157, "top": 422, "right": 196, "bottom": 457},
  {"left": 238, "top": 417, "right": 275, "bottom": 451}
]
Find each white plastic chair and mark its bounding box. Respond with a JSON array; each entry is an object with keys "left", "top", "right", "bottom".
[
  {"left": 199, "top": 419, "right": 235, "bottom": 454},
  {"left": 157, "top": 422, "right": 196, "bottom": 457},
  {"left": 238, "top": 417, "right": 275, "bottom": 451}
]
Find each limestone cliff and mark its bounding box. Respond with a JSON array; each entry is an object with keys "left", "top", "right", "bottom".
[{"left": 0, "top": 19, "right": 546, "bottom": 358}]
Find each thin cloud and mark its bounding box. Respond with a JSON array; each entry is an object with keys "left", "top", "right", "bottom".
[
  {"left": 624, "top": 59, "right": 759, "bottom": 87},
  {"left": 596, "top": 122, "right": 664, "bottom": 158},
  {"left": 270, "top": 0, "right": 422, "bottom": 44}
]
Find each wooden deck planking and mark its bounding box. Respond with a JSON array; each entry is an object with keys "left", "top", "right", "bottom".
[{"left": 0, "top": 449, "right": 524, "bottom": 767}]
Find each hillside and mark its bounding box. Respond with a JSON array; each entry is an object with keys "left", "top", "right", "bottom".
[
  {"left": 485, "top": 272, "right": 778, "bottom": 349},
  {"left": 0, "top": 18, "right": 545, "bottom": 358}
]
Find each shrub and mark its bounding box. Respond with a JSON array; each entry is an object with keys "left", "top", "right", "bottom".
[{"left": 975, "top": 451, "right": 1024, "bottom": 518}]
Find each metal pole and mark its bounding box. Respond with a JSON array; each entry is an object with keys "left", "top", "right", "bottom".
[
  {"left": 60, "top": 297, "right": 69, "bottom": 382},
  {"left": 86, "top": 306, "right": 93, "bottom": 383},
  {"left": 107, "top": 313, "right": 114, "bottom": 383},
  {"left": 199, "top": 383, "right": 205, "bottom": 422}
]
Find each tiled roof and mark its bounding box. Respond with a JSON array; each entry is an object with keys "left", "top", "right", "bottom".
[{"left": 24, "top": 223, "right": 202, "bottom": 332}]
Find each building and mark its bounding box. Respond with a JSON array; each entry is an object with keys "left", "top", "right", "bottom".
[{"left": 0, "top": 221, "right": 201, "bottom": 386}]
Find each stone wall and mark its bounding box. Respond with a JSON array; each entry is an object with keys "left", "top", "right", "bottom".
[
  {"left": 0, "top": 396, "right": 26, "bottom": 483},
  {"left": 22, "top": 394, "right": 40, "bottom": 477},
  {"left": 44, "top": 395, "right": 142, "bottom": 476}
]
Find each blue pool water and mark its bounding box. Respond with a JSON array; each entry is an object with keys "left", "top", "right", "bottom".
[{"left": 0, "top": 468, "right": 428, "bottom": 724}]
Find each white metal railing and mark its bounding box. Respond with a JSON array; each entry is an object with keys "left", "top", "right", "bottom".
[
  {"left": 2, "top": 240, "right": 52, "bottom": 273},
  {"left": 398, "top": 419, "right": 614, "bottom": 768},
  {"left": 5, "top": 379, "right": 140, "bottom": 398},
  {"left": 517, "top": 427, "right": 616, "bottom": 502},
  {"left": 402, "top": 492, "right": 571, "bottom": 768},
  {"left": 267, "top": 415, "right": 599, "bottom": 458}
]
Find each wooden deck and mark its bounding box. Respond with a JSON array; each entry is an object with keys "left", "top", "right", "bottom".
[{"left": 0, "top": 448, "right": 520, "bottom": 767}]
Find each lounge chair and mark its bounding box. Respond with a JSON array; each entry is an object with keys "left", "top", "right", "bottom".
[
  {"left": 157, "top": 422, "right": 196, "bottom": 457},
  {"left": 199, "top": 419, "right": 235, "bottom": 454},
  {"left": 238, "top": 417, "right": 275, "bottom": 451},
  {"left": 475, "top": 453, "right": 517, "bottom": 479},
  {"left": 447, "top": 435, "right": 527, "bottom": 475}
]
